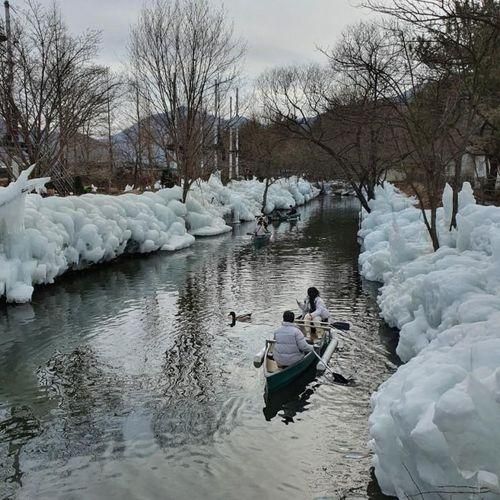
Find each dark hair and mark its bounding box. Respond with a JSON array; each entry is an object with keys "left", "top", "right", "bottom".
[
  {"left": 307, "top": 287, "right": 320, "bottom": 312},
  {"left": 283, "top": 310, "right": 295, "bottom": 323}
]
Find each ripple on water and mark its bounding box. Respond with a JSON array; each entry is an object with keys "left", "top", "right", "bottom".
[{"left": 0, "top": 197, "right": 396, "bottom": 500}]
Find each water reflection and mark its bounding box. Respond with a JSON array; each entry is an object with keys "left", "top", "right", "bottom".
[
  {"left": 0, "top": 196, "right": 397, "bottom": 499},
  {"left": 263, "top": 365, "right": 318, "bottom": 423},
  {"left": 0, "top": 405, "right": 40, "bottom": 494},
  {"left": 153, "top": 274, "right": 222, "bottom": 449}
]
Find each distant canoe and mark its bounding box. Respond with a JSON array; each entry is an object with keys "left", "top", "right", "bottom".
[
  {"left": 268, "top": 213, "right": 301, "bottom": 223},
  {"left": 253, "top": 233, "right": 271, "bottom": 245}
]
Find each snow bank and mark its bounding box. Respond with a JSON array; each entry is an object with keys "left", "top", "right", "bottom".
[
  {"left": 0, "top": 175, "right": 227, "bottom": 303},
  {"left": 358, "top": 183, "right": 500, "bottom": 498},
  {"left": 0, "top": 170, "right": 318, "bottom": 303},
  {"left": 0, "top": 189, "right": 198, "bottom": 303}
]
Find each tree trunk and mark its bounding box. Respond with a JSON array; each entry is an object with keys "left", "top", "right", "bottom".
[
  {"left": 410, "top": 181, "right": 440, "bottom": 251},
  {"left": 107, "top": 94, "right": 114, "bottom": 185},
  {"left": 485, "top": 155, "right": 498, "bottom": 195},
  {"left": 419, "top": 204, "right": 440, "bottom": 251},
  {"left": 449, "top": 159, "right": 462, "bottom": 230},
  {"left": 429, "top": 206, "right": 440, "bottom": 251},
  {"left": 350, "top": 181, "right": 371, "bottom": 213},
  {"left": 366, "top": 182, "right": 375, "bottom": 201},
  {"left": 134, "top": 161, "right": 139, "bottom": 187},
  {"left": 182, "top": 177, "right": 191, "bottom": 203},
  {"left": 261, "top": 178, "right": 271, "bottom": 213}
]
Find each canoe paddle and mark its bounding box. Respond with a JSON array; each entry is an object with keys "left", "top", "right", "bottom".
[
  {"left": 294, "top": 319, "right": 351, "bottom": 332},
  {"left": 312, "top": 350, "right": 352, "bottom": 385},
  {"left": 331, "top": 321, "right": 350, "bottom": 331}
]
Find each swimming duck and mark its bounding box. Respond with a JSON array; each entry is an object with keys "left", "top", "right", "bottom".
[{"left": 228, "top": 311, "right": 252, "bottom": 327}]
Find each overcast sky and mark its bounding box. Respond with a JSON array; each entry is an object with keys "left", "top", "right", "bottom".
[{"left": 26, "top": 0, "right": 369, "bottom": 82}]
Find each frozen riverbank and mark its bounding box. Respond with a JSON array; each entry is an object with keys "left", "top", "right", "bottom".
[
  {"left": 0, "top": 168, "right": 318, "bottom": 303},
  {"left": 358, "top": 183, "right": 500, "bottom": 498}
]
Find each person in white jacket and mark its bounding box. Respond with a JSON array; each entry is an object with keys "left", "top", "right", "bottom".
[
  {"left": 297, "top": 287, "right": 330, "bottom": 334},
  {"left": 254, "top": 215, "right": 269, "bottom": 236},
  {"left": 273, "top": 310, "right": 314, "bottom": 368}
]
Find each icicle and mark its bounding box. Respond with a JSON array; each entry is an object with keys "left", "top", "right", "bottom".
[{"left": 0, "top": 165, "right": 49, "bottom": 237}]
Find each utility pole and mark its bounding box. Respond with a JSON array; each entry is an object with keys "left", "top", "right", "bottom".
[
  {"left": 4, "top": 2, "right": 11, "bottom": 90},
  {"left": 235, "top": 87, "right": 240, "bottom": 179},
  {"left": 106, "top": 72, "right": 114, "bottom": 185},
  {"left": 3, "top": 0, "right": 17, "bottom": 178},
  {"left": 213, "top": 80, "right": 219, "bottom": 170},
  {"left": 228, "top": 96, "right": 233, "bottom": 180},
  {"left": 200, "top": 90, "right": 204, "bottom": 171},
  {"left": 134, "top": 76, "right": 142, "bottom": 186}
]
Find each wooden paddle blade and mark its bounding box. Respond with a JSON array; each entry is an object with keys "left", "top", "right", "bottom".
[{"left": 331, "top": 321, "right": 350, "bottom": 331}]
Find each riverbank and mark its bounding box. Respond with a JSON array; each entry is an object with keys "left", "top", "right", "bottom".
[
  {"left": 0, "top": 168, "right": 318, "bottom": 303},
  {"left": 358, "top": 183, "right": 500, "bottom": 498}
]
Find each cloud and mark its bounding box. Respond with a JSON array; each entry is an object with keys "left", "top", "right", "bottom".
[{"left": 31, "top": 0, "right": 368, "bottom": 77}]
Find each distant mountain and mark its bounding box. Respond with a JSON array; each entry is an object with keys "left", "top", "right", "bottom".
[
  {"left": 111, "top": 110, "right": 249, "bottom": 167},
  {"left": 0, "top": 110, "right": 249, "bottom": 170}
]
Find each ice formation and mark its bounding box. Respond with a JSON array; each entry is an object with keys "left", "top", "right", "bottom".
[
  {"left": 0, "top": 169, "right": 318, "bottom": 303},
  {"left": 189, "top": 173, "right": 318, "bottom": 223},
  {"left": 358, "top": 182, "right": 500, "bottom": 498}
]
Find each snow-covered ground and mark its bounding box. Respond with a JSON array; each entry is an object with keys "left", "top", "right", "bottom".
[
  {"left": 0, "top": 169, "right": 319, "bottom": 303},
  {"left": 358, "top": 183, "right": 500, "bottom": 498}
]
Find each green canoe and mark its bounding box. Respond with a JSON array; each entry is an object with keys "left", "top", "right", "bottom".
[
  {"left": 263, "top": 328, "right": 331, "bottom": 392},
  {"left": 253, "top": 233, "right": 271, "bottom": 245},
  {"left": 268, "top": 213, "right": 301, "bottom": 223}
]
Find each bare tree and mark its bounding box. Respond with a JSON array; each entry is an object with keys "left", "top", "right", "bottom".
[
  {"left": 238, "top": 117, "right": 289, "bottom": 212},
  {"left": 364, "top": 0, "right": 499, "bottom": 30},
  {"left": 323, "top": 22, "right": 406, "bottom": 200},
  {"left": 364, "top": 0, "right": 500, "bottom": 214},
  {"left": 257, "top": 50, "right": 403, "bottom": 213},
  {"left": 104, "top": 70, "right": 122, "bottom": 184},
  {"left": 369, "top": 24, "right": 474, "bottom": 248},
  {"left": 0, "top": 1, "right": 118, "bottom": 184},
  {"left": 258, "top": 65, "right": 363, "bottom": 208},
  {"left": 129, "top": 0, "right": 244, "bottom": 202}
]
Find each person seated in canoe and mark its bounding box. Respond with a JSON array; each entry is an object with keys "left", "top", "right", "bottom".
[
  {"left": 272, "top": 310, "right": 314, "bottom": 368},
  {"left": 297, "top": 287, "right": 330, "bottom": 333},
  {"left": 254, "top": 215, "right": 269, "bottom": 236},
  {"left": 268, "top": 209, "right": 281, "bottom": 220},
  {"left": 288, "top": 205, "right": 297, "bottom": 216}
]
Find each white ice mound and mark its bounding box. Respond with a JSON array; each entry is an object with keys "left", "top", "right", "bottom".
[
  {"left": 0, "top": 169, "right": 318, "bottom": 303},
  {"left": 358, "top": 183, "right": 431, "bottom": 282},
  {"left": 370, "top": 314, "right": 500, "bottom": 499},
  {"left": 359, "top": 182, "right": 500, "bottom": 498},
  {"left": 189, "top": 173, "right": 320, "bottom": 222},
  {"left": 0, "top": 170, "right": 231, "bottom": 303}
]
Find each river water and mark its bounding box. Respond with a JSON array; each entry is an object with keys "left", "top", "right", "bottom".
[{"left": 0, "top": 196, "right": 398, "bottom": 500}]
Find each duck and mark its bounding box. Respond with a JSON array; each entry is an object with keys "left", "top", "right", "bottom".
[{"left": 228, "top": 311, "right": 252, "bottom": 327}]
